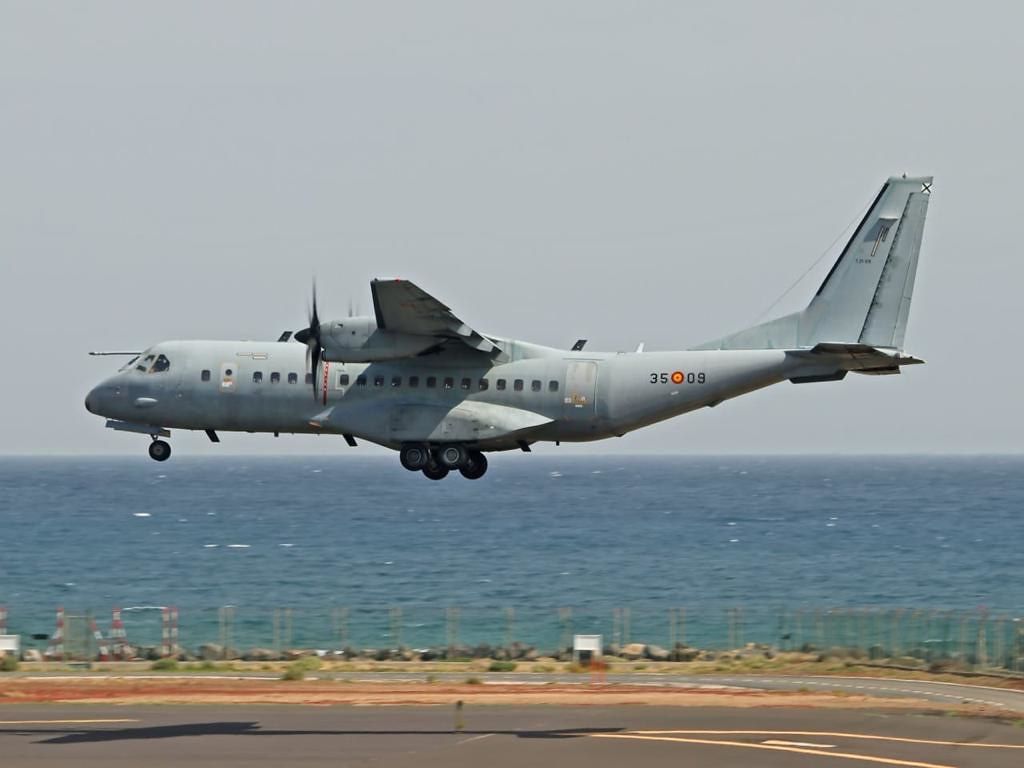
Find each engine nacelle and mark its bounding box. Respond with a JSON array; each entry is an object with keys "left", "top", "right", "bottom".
[{"left": 318, "top": 316, "right": 442, "bottom": 362}]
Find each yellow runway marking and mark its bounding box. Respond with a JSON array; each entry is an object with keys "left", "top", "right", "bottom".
[
  {"left": 630, "top": 730, "right": 1024, "bottom": 749},
  {"left": 0, "top": 719, "right": 139, "bottom": 725},
  {"left": 589, "top": 733, "right": 956, "bottom": 768}
]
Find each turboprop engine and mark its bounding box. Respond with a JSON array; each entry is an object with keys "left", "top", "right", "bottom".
[{"left": 315, "top": 316, "right": 441, "bottom": 362}]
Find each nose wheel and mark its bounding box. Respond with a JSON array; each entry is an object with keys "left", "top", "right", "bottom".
[{"left": 148, "top": 439, "right": 172, "bottom": 462}]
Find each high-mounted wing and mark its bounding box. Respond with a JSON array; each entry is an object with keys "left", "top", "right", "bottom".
[{"left": 370, "top": 278, "right": 500, "bottom": 355}]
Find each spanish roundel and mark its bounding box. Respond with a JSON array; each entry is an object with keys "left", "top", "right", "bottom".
[{"left": 671, "top": 371, "right": 684, "bottom": 384}]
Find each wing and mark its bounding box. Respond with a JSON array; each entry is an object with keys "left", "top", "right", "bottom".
[{"left": 370, "top": 278, "right": 500, "bottom": 355}]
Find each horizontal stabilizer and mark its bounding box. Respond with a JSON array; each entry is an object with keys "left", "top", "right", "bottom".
[{"left": 788, "top": 342, "right": 924, "bottom": 373}]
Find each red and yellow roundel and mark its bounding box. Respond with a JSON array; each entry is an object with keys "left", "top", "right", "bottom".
[{"left": 671, "top": 371, "right": 685, "bottom": 384}]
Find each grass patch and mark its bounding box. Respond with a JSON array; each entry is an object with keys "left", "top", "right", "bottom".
[
  {"left": 281, "top": 664, "right": 306, "bottom": 681},
  {"left": 464, "top": 676, "right": 482, "bottom": 685},
  {"left": 150, "top": 658, "right": 179, "bottom": 671},
  {"left": 0, "top": 655, "right": 19, "bottom": 672},
  {"left": 531, "top": 663, "right": 556, "bottom": 673},
  {"left": 488, "top": 661, "right": 517, "bottom": 672}
]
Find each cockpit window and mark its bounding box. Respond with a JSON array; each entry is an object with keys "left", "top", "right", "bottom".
[
  {"left": 119, "top": 356, "right": 139, "bottom": 372},
  {"left": 149, "top": 354, "right": 171, "bottom": 373},
  {"left": 136, "top": 354, "right": 155, "bottom": 372}
]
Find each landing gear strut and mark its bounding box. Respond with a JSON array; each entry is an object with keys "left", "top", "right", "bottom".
[{"left": 148, "top": 439, "right": 171, "bottom": 462}]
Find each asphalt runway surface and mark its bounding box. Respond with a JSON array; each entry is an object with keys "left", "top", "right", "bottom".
[{"left": 2, "top": 704, "right": 1024, "bottom": 767}]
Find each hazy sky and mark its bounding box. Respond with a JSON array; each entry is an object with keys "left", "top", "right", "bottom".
[{"left": 2, "top": 1, "right": 1021, "bottom": 456}]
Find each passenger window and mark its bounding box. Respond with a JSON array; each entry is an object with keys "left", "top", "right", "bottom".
[
  {"left": 288, "top": 373, "right": 298, "bottom": 384},
  {"left": 339, "top": 373, "right": 350, "bottom": 386},
  {"left": 151, "top": 354, "right": 170, "bottom": 373},
  {"left": 356, "top": 375, "right": 367, "bottom": 387},
  {"left": 305, "top": 373, "right": 313, "bottom": 385},
  {"left": 514, "top": 379, "right": 524, "bottom": 392},
  {"left": 409, "top": 376, "right": 419, "bottom": 388},
  {"left": 373, "top": 376, "right": 384, "bottom": 387},
  {"left": 426, "top": 376, "right": 437, "bottom": 388},
  {"left": 460, "top": 377, "right": 471, "bottom": 390},
  {"left": 479, "top": 378, "right": 489, "bottom": 391},
  {"left": 548, "top": 380, "right": 559, "bottom": 392},
  {"left": 531, "top": 379, "right": 541, "bottom": 392},
  {"left": 253, "top": 371, "right": 263, "bottom": 383},
  {"left": 201, "top": 369, "right": 211, "bottom": 382},
  {"left": 391, "top": 376, "right": 401, "bottom": 387},
  {"left": 271, "top": 372, "right": 281, "bottom": 384},
  {"left": 443, "top": 377, "right": 454, "bottom": 390},
  {"left": 496, "top": 379, "right": 506, "bottom": 391}
]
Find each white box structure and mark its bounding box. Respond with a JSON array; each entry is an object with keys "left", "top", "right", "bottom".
[
  {"left": 0, "top": 635, "right": 20, "bottom": 653},
  {"left": 573, "top": 634, "right": 602, "bottom": 662}
]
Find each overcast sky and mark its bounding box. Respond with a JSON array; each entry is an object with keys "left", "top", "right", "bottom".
[{"left": 1, "top": 1, "right": 1021, "bottom": 456}]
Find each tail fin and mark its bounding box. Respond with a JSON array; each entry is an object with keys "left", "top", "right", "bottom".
[{"left": 696, "top": 175, "right": 932, "bottom": 351}]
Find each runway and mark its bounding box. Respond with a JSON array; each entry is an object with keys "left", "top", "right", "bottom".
[{"left": 2, "top": 705, "right": 1023, "bottom": 767}]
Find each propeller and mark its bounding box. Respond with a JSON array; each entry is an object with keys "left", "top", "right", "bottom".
[{"left": 294, "top": 281, "right": 323, "bottom": 399}]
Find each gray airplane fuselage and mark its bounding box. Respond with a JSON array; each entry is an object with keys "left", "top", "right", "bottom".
[{"left": 86, "top": 338, "right": 802, "bottom": 450}]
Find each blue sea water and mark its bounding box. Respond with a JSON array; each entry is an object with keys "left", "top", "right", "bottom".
[{"left": 0, "top": 455, "right": 1021, "bottom": 652}]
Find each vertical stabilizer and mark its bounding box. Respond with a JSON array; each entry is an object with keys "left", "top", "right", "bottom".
[{"left": 696, "top": 176, "right": 932, "bottom": 351}]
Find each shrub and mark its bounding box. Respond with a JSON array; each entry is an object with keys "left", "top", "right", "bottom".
[
  {"left": 464, "top": 676, "right": 482, "bottom": 685},
  {"left": 488, "top": 660, "right": 517, "bottom": 672},
  {"left": 0, "top": 655, "right": 18, "bottom": 672},
  {"left": 281, "top": 663, "right": 306, "bottom": 681},
  {"left": 150, "top": 658, "right": 179, "bottom": 671},
  {"left": 291, "top": 656, "right": 322, "bottom": 672}
]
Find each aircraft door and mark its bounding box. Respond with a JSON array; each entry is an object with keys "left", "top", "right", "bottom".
[
  {"left": 219, "top": 362, "right": 238, "bottom": 393},
  {"left": 563, "top": 361, "right": 597, "bottom": 418}
]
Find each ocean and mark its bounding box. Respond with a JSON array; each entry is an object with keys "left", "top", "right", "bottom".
[{"left": 0, "top": 455, "right": 1021, "bottom": 654}]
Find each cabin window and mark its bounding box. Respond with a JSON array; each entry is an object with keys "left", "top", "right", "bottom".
[
  {"left": 373, "top": 375, "right": 384, "bottom": 387},
  {"left": 391, "top": 376, "right": 401, "bottom": 387},
  {"left": 305, "top": 373, "right": 313, "bottom": 385},
  {"left": 478, "top": 378, "right": 489, "bottom": 391},
  {"left": 339, "top": 373, "right": 350, "bottom": 386},
  {"left": 288, "top": 372, "right": 298, "bottom": 384},
  {"left": 531, "top": 379, "right": 542, "bottom": 392},
  {"left": 409, "top": 376, "right": 419, "bottom": 388},
  {"left": 426, "top": 376, "right": 437, "bottom": 388},
  {"left": 460, "top": 377, "right": 471, "bottom": 390},
  {"left": 513, "top": 379, "right": 524, "bottom": 392},
  {"left": 548, "top": 380, "right": 559, "bottom": 392},
  {"left": 443, "top": 377, "right": 454, "bottom": 390},
  {"left": 253, "top": 371, "right": 263, "bottom": 384},
  {"left": 200, "top": 369, "right": 211, "bottom": 382},
  {"left": 356, "top": 375, "right": 367, "bottom": 386},
  {"left": 270, "top": 372, "right": 281, "bottom": 384},
  {"left": 496, "top": 379, "right": 507, "bottom": 391}
]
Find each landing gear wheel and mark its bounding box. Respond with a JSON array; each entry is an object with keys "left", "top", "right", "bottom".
[
  {"left": 459, "top": 451, "right": 488, "bottom": 480},
  {"left": 148, "top": 440, "right": 171, "bottom": 462},
  {"left": 422, "top": 462, "right": 449, "bottom": 481},
  {"left": 438, "top": 445, "right": 467, "bottom": 470},
  {"left": 400, "top": 445, "right": 429, "bottom": 471}
]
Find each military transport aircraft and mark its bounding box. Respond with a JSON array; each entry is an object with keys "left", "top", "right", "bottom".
[{"left": 85, "top": 175, "right": 932, "bottom": 480}]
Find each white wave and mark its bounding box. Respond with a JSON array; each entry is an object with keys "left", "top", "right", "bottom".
[
  {"left": 279, "top": 543, "right": 294, "bottom": 548},
  {"left": 729, "top": 538, "right": 740, "bottom": 543},
  {"left": 203, "top": 544, "right": 219, "bottom": 548},
  {"left": 133, "top": 512, "right": 151, "bottom": 518},
  {"left": 549, "top": 471, "right": 562, "bottom": 477},
  {"left": 227, "top": 544, "right": 251, "bottom": 549}
]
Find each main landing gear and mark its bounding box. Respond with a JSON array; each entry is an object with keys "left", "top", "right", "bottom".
[
  {"left": 148, "top": 438, "right": 172, "bottom": 462},
  {"left": 400, "top": 444, "right": 488, "bottom": 480}
]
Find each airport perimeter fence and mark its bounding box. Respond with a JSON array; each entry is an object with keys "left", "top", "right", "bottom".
[{"left": 4, "top": 605, "right": 1024, "bottom": 672}]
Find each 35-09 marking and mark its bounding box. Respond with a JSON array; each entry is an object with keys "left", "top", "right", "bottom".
[{"left": 650, "top": 371, "right": 706, "bottom": 385}]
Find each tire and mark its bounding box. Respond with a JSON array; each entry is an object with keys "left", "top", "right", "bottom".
[
  {"left": 399, "top": 445, "right": 429, "bottom": 471},
  {"left": 148, "top": 440, "right": 171, "bottom": 462},
  {"left": 438, "top": 445, "right": 467, "bottom": 469},
  {"left": 459, "top": 451, "right": 488, "bottom": 480},
  {"left": 422, "top": 462, "right": 449, "bottom": 481}
]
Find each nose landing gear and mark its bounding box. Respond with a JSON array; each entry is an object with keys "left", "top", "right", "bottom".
[{"left": 148, "top": 438, "right": 171, "bottom": 462}]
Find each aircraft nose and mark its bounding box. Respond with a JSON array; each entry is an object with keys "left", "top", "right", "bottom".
[{"left": 85, "top": 386, "right": 100, "bottom": 414}]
